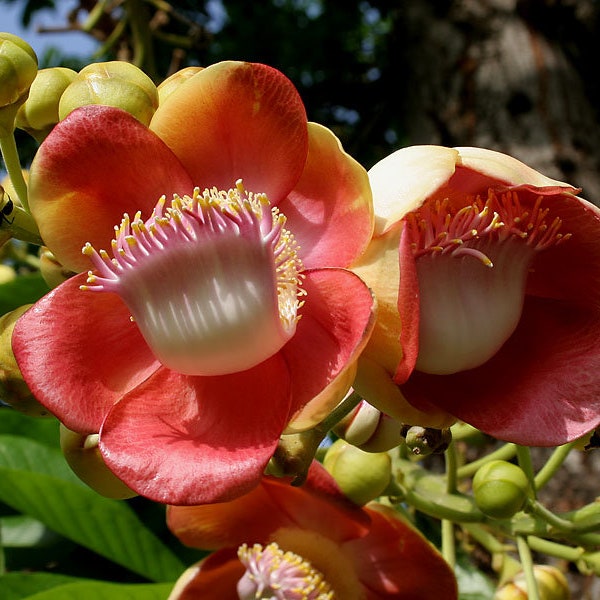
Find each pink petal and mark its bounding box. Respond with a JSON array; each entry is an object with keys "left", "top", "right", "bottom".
[
  {"left": 283, "top": 268, "right": 376, "bottom": 426},
  {"left": 29, "top": 105, "right": 193, "bottom": 272},
  {"left": 168, "top": 549, "right": 243, "bottom": 600},
  {"left": 281, "top": 122, "right": 374, "bottom": 268},
  {"left": 11, "top": 274, "right": 160, "bottom": 433},
  {"left": 167, "top": 462, "right": 368, "bottom": 550},
  {"left": 99, "top": 354, "right": 292, "bottom": 505},
  {"left": 346, "top": 504, "right": 458, "bottom": 599},
  {"left": 150, "top": 61, "right": 308, "bottom": 202}
]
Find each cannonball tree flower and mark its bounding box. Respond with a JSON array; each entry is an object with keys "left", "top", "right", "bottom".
[
  {"left": 352, "top": 145, "right": 600, "bottom": 446},
  {"left": 11, "top": 61, "right": 375, "bottom": 504},
  {"left": 166, "top": 461, "right": 458, "bottom": 599}
]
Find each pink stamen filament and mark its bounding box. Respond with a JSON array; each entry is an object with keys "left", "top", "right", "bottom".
[{"left": 80, "top": 181, "right": 305, "bottom": 376}]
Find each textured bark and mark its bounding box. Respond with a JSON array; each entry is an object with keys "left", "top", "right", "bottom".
[{"left": 393, "top": 0, "right": 600, "bottom": 203}]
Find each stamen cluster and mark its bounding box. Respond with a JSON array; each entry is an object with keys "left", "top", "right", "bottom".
[
  {"left": 237, "top": 542, "right": 334, "bottom": 600},
  {"left": 406, "top": 189, "right": 571, "bottom": 267}
]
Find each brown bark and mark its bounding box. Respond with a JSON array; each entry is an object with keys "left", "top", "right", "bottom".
[{"left": 394, "top": 0, "right": 600, "bottom": 204}]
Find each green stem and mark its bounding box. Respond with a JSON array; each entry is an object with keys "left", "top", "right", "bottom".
[
  {"left": 534, "top": 442, "right": 576, "bottom": 491},
  {"left": 526, "top": 536, "right": 584, "bottom": 563},
  {"left": 456, "top": 443, "right": 517, "bottom": 479},
  {"left": 315, "top": 390, "right": 363, "bottom": 436},
  {"left": 516, "top": 534, "right": 540, "bottom": 600},
  {"left": 442, "top": 442, "right": 458, "bottom": 567},
  {"left": 516, "top": 445, "right": 537, "bottom": 497},
  {"left": 0, "top": 133, "right": 29, "bottom": 212},
  {"left": 441, "top": 519, "right": 456, "bottom": 568}
]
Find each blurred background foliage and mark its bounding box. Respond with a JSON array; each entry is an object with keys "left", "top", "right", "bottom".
[{"left": 4, "top": 0, "right": 600, "bottom": 203}]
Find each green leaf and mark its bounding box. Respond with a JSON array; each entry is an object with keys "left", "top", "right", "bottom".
[
  {"left": 455, "top": 555, "right": 496, "bottom": 600},
  {"left": 0, "top": 409, "right": 60, "bottom": 447},
  {"left": 0, "top": 273, "right": 49, "bottom": 314},
  {"left": 0, "top": 435, "right": 185, "bottom": 582},
  {"left": 0, "top": 572, "right": 80, "bottom": 600},
  {"left": 0, "top": 514, "right": 58, "bottom": 547},
  {"left": 22, "top": 581, "right": 174, "bottom": 600}
]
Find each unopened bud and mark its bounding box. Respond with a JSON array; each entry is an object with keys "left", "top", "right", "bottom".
[
  {"left": 59, "top": 61, "right": 159, "bottom": 125},
  {"left": 494, "top": 565, "right": 571, "bottom": 600},
  {"left": 16, "top": 66, "right": 77, "bottom": 141},
  {"left": 473, "top": 460, "right": 531, "bottom": 520},
  {"left": 59, "top": 424, "right": 138, "bottom": 499},
  {"left": 158, "top": 66, "right": 203, "bottom": 104},
  {"left": 0, "top": 33, "right": 38, "bottom": 135},
  {"left": 323, "top": 438, "right": 391, "bottom": 505},
  {"left": 402, "top": 424, "right": 452, "bottom": 456},
  {"left": 39, "top": 246, "right": 76, "bottom": 289},
  {"left": 0, "top": 305, "right": 50, "bottom": 417},
  {"left": 334, "top": 398, "right": 404, "bottom": 452}
]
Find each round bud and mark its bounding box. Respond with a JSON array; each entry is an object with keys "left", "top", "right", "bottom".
[
  {"left": 16, "top": 67, "right": 77, "bottom": 141},
  {"left": 323, "top": 438, "right": 391, "bottom": 505},
  {"left": 494, "top": 565, "right": 571, "bottom": 600},
  {"left": 158, "top": 66, "right": 203, "bottom": 104},
  {"left": 0, "top": 304, "right": 51, "bottom": 417},
  {"left": 402, "top": 424, "right": 452, "bottom": 456},
  {"left": 334, "top": 399, "right": 405, "bottom": 453},
  {"left": 59, "top": 61, "right": 159, "bottom": 125},
  {"left": 59, "top": 424, "right": 138, "bottom": 499},
  {"left": 0, "top": 33, "right": 37, "bottom": 107},
  {"left": 472, "top": 460, "right": 531, "bottom": 519},
  {"left": 38, "top": 246, "right": 76, "bottom": 289}
]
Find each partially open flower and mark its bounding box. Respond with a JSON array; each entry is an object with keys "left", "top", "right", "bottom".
[
  {"left": 12, "top": 61, "right": 375, "bottom": 505},
  {"left": 354, "top": 145, "right": 600, "bottom": 446},
  {"left": 167, "top": 462, "right": 458, "bottom": 599}
]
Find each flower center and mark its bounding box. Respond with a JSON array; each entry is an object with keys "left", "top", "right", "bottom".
[
  {"left": 81, "top": 180, "right": 305, "bottom": 376},
  {"left": 406, "top": 190, "right": 571, "bottom": 375},
  {"left": 237, "top": 542, "right": 334, "bottom": 600}
]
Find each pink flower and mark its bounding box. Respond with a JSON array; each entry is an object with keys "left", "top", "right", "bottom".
[
  {"left": 12, "top": 61, "right": 375, "bottom": 504},
  {"left": 166, "top": 462, "right": 458, "bottom": 599},
  {"left": 353, "top": 145, "right": 600, "bottom": 445}
]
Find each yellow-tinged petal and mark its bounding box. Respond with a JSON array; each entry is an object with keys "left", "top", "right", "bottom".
[
  {"left": 285, "top": 361, "right": 358, "bottom": 433},
  {"left": 369, "top": 145, "right": 459, "bottom": 235},
  {"left": 352, "top": 223, "right": 404, "bottom": 375},
  {"left": 354, "top": 356, "right": 456, "bottom": 429},
  {"left": 455, "top": 146, "right": 575, "bottom": 188}
]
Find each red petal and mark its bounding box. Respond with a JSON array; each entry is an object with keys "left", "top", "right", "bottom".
[
  {"left": 347, "top": 504, "right": 458, "bottom": 599},
  {"left": 29, "top": 105, "right": 193, "bottom": 272},
  {"left": 283, "top": 268, "right": 376, "bottom": 424},
  {"left": 150, "top": 61, "right": 308, "bottom": 202},
  {"left": 99, "top": 354, "right": 292, "bottom": 505},
  {"left": 167, "top": 462, "right": 368, "bottom": 550},
  {"left": 404, "top": 192, "right": 600, "bottom": 445},
  {"left": 168, "top": 549, "right": 243, "bottom": 600},
  {"left": 11, "top": 274, "right": 160, "bottom": 433},
  {"left": 281, "top": 122, "right": 373, "bottom": 268}
]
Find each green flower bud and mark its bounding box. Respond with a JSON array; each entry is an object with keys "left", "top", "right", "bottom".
[
  {"left": 494, "top": 565, "right": 571, "bottom": 600},
  {"left": 323, "top": 438, "right": 391, "bottom": 505},
  {"left": 472, "top": 460, "right": 531, "bottom": 519},
  {"left": 16, "top": 67, "right": 77, "bottom": 141},
  {"left": 59, "top": 424, "right": 138, "bottom": 499},
  {"left": 334, "top": 399, "right": 404, "bottom": 453},
  {"left": 0, "top": 33, "right": 37, "bottom": 107},
  {"left": 402, "top": 424, "right": 452, "bottom": 456},
  {"left": 158, "top": 66, "right": 203, "bottom": 105},
  {"left": 0, "top": 305, "right": 51, "bottom": 417},
  {"left": 0, "top": 33, "right": 38, "bottom": 136},
  {"left": 39, "top": 246, "right": 76, "bottom": 289},
  {"left": 59, "top": 61, "right": 159, "bottom": 125}
]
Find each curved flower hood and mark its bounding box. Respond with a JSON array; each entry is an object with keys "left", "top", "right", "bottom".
[
  {"left": 166, "top": 462, "right": 458, "bottom": 599},
  {"left": 12, "top": 61, "right": 375, "bottom": 504},
  {"left": 354, "top": 145, "right": 600, "bottom": 446}
]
